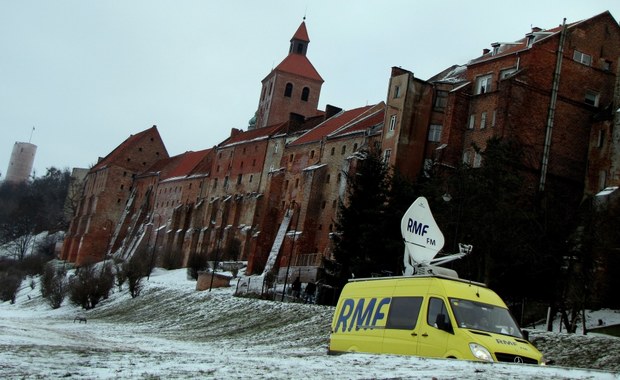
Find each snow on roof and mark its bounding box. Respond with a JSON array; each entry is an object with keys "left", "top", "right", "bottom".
[
  {"left": 595, "top": 186, "right": 618, "bottom": 197},
  {"left": 303, "top": 163, "right": 327, "bottom": 172}
]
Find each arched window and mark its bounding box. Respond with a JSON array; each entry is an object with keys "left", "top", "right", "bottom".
[
  {"left": 284, "top": 83, "right": 293, "bottom": 97},
  {"left": 301, "top": 87, "right": 310, "bottom": 101}
]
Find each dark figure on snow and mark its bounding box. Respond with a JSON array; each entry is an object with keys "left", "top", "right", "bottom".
[
  {"left": 292, "top": 277, "right": 301, "bottom": 298},
  {"left": 304, "top": 281, "right": 316, "bottom": 304}
]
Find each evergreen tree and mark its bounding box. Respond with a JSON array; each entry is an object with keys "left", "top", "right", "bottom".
[{"left": 332, "top": 150, "right": 397, "bottom": 282}]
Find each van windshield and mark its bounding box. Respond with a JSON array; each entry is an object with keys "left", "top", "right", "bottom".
[{"left": 449, "top": 298, "right": 522, "bottom": 338}]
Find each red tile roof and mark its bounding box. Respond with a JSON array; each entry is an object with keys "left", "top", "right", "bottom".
[
  {"left": 292, "top": 21, "right": 309, "bottom": 42},
  {"left": 164, "top": 149, "right": 212, "bottom": 180},
  {"left": 329, "top": 103, "right": 385, "bottom": 139},
  {"left": 91, "top": 126, "right": 166, "bottom": 171},
  {"left": 220, "top": 123, "right": 287, "bottom": 148},
  {"left": 467, "top": 17, "right": 590, "bottom": 66},
  {"left": 274, "top": 54, "right": 324, "bottom": 82},
  {"left": 290, "top": 104, "right": 379, "bottom": 146}
]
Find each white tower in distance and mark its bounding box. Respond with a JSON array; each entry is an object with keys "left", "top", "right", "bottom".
[{"left": 5, "top": 142, "right": 37, "bottom": 183}]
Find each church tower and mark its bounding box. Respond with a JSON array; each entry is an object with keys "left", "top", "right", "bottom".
[{"left": 252, "top": 20, "right": 324, "bottom": 130}]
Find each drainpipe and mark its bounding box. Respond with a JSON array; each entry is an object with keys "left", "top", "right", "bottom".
[{"left": 539, "top": 18, "right": 567, "bottom": 192}]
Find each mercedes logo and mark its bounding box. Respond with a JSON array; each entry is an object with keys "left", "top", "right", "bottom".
[{"left": 513, "top": 356, "right": 524, "bottom": 364}]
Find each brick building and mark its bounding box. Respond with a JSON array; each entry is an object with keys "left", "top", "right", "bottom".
[
  {"left": 61, "top": 13, "right": 620, "bottom": 291},
  {"left": 61, "top": 126, "right": 168, "bottom": 265}
]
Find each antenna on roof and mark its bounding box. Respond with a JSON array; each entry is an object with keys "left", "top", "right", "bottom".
[
  {"left": 303, "top": 5, "right": 307, "bottom": 21},
  {"left": 29, "top": 126, "right": 35, "bottom": 143}
]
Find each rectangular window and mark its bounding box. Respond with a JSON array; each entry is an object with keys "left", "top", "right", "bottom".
[
  {"left": 585, "top": 90, "right": 599, "bottom": 107},
  {"left": 473, "top": 152, "right": 482, "bottom": 168},
  {"left": 383, "top": 149, "right": 392, "bottom": 164},
  {"left": 597, "top": 129, "right": 605, "bottom": 148},
  {"left": 236, "top": 174, "right": 242, "bottom": 185},
  {"left": 434, "top": 90, "right": 448, "bottom": 110},
  {"left": 463, "top": 151, "right": 471, "bottom": 165},
  {"left": 468, "top": 114, "right": 476, "bottom": 129},
  {"left": 427, "top": 297, "right": 449, "bottom": 329},
  {"left": 492, "top": 109, "right": 497, "bottom": 127},
  {"left": 386, "top": 297, "right": 423, "bottom": 330},
  {"left": 428, "top": 125, "right": 442, "bottom": 142},
  {"left": 599, "top": 170, "right": 607, "bottom": 190},
  {"left": 475, "top": 74, "right": 492, "bottom": 94},
  {"left": 389, "top": 115, "right": 397, "bottom": 131},
  {"left": 393, "top": 85, "right": 401, "bottom": 98},
  {"left": 500, "top": 68, "right": 516, "bottom": 79},
  {"left": 480, "top": 112, "right": 487, "bottom": 129},
  {"left": 573, "top": 50, "right": 592, "bottom": 66}
]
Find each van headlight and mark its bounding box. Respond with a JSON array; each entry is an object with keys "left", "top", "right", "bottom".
[{"left": 469, "top": 343, "right": 493, "bottom": 362}]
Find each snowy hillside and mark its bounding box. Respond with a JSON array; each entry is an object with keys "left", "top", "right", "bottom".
[{"left": 1, "top": 269, "right": 619, "bottom": 379}]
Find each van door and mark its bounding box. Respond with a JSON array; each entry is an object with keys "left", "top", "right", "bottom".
[
  {"left": 381, "top": 296, "right": 423, "bottom": 355},
  {"left": 417, "top": 297, "right": 453, "bottom": 358}
]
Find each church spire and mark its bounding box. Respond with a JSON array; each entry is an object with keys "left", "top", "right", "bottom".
[{"left": 289, "top": 20, "right": 310, "bottom": 56}]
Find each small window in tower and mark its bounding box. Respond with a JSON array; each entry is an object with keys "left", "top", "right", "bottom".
[
  {"left": 389, "top": 115, "right": 397, "bottom": 131},
  {"left": 249, "top": 174, "right": 253, "bottom": 183},
  {"left": 284, "top": 83, "right": 293, "bottom": 97},
  {"left": 321, "top": 201, "right": 326, "bottom": 209},
  {"left": 237, "top": 174, "right": 242, "bottom": 185},
  {"left": 138, "top": 147, "right": 143, "bottom": 152},
  {"left": 296, "top": 42, "right": 303, "bottom": 54},
  {"left": 295, "top": 178, "right": 299, "bottom": 188},
  {"left": 310, "top": 150, "right": 315, "bottom": 159},
  {"left": 301, "top": 87, "right": 310, "bottom": 101},
  {"left": 326, "top": 174, "right": 330, "bottom": 183},
  {"left": 330, "top": 147, "right": 335, "bottom": 156},
  {"left": 341, "top": 145, "right": 346, "bottom": 155},
  {"left": 240, "top": 161, "right": 244, "bottom": 169},
  {"left": 290, "top": 153, "right": 294, "bottom": 162},
  {"left": 394, "top": 85, "right": 401, "bottom": 98},
  {"left": 353, "top": 143, "right": 358, "bottom": 151}
]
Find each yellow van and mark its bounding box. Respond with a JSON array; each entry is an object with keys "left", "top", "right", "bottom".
[{"left": 328, "top": 275, "right": 544, "bottom": 364}]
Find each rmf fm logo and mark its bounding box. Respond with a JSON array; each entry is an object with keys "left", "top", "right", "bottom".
[{"left": 406, "top": 218, "right": 437, "bottom": 246}]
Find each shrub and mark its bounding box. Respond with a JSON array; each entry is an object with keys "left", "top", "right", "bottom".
[
  {"left": 68, "top": 263, "right": 114, "bottom": 309},
  {"left": 0, "top": 270, "right": 23, "bottom": 304},
  {"left": 40, "top": 263, "right": 67, "bottom": 309},
  {"left": 122, "top": 250, "right": 150, "bottom": 298}
]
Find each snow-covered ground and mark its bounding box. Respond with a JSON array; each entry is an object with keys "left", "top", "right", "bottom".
[{"left": 1, "top": 268, "right": 619, "bottom": 379}]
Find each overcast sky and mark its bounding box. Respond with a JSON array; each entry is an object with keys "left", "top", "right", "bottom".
[{"left": 1, "top": 1, "right": 619, "bottom": 179}]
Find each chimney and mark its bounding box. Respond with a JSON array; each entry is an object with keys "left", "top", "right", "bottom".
[
  {"left": 325, "top": 104, "right": 343, "bottom": 120},
  {"left": 230, "top": 128, "right": 243, "bottom": 138},
  {"left": 531, "top": 27, "right": 542, "bottom": 33},
  {"left": 483, "top": 48, "right": 490, "bottom": 55}
]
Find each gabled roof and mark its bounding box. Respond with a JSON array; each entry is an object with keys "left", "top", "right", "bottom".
[
  {"left": 273, "top": 54, "right": 324, "bottom": 82},
  {"left": 292, "top": 21, "right": 309, "bottom": 42},
  {"left": 91, "top": 126, "right": 166, "bottom": 172},
  {"left": 328, "top": 103, "right": 385, "bottom": 139},
  {"left": 289, "top": 104, "right": 379, "bottom": 146},
  {"left": 164, "top": 149, "right": 212, "bottom": 180},
  {"left": 219, "top": 123, "right": 288, "bottom": 148},
  {"left": 467, "top": 12, "right": 615, "bottom": 66}
]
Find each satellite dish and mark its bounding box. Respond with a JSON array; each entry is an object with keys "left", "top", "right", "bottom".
[{"left": 401, "top": 197, "right": 445, "bottom": 267}]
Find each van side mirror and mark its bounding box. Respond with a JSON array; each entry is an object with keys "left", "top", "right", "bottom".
[
  {"left": 435, "top": 314, "right": 454, "bottom": 334},
  {"left": 521, "top": 329, "right": 530, "bottom": 341}
]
